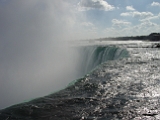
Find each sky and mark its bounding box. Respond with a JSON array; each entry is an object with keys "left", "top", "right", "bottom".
[
  {"left": 0, "top": 0, "right": 160, "bottom": 39},
  {"left": 76, "top": 0, "right": 160, "bottom": 38},
  {"left": 0, "top": 0, "right": 160, "bottom": 108}
]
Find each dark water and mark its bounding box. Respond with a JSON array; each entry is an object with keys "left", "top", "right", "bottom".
[{"left": 0, "top": 41, "right": 160, "bottom": 119}]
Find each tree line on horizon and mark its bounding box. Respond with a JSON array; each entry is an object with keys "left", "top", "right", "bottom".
[{"left": 96, "top": 33, "right": 160, "bottom": 41}]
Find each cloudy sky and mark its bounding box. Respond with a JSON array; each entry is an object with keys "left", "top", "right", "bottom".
[
  {"left": 76, "top": 0, "right": 160, "bottom": 38},
  {"left": 0, "top": 0, "right": 160, "bottom": 108},
  {"left": 1, "top": 0, "right": 160, "bottom": 39}
]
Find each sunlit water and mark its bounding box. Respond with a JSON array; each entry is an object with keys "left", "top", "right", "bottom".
[{"left": 0, "top": 40, "right": 160, "bottom": 119}]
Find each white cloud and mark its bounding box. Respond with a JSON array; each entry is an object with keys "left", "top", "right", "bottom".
[
  {"left": 78, "top": 0, "right": 115, "bottom": 11},
  {"left": 104, "top": 20, "right": 160, "bottom": 37},
  {"left": 120, "top": 12, "right": 132, "bottom": 17},
  {"left": 133, "top": 11, "right": 154, "bottom": 18},
  {"left": 81, "top": 22, "right": 94, "bottom": 27},
  {"left": 151, "top": 2, "right": 160, "bottom": 7},
  {"left": 112, "top": 19, "right": 131, "bottom": 28},
  {"left": 140, "top": 13, "right": 160, "bottom": 22},
  {"left": 131, "top": 21, "right": 158, "bottom": 35},
  {"left": 80, "top": 22, "right": 98, "bottom": 34},
  {"left": 126, "top": 6, "right": 135, "bottom": 11},
  {"left": 121, "top": 11, "right": 154, "bottom": 19},
  {"left": 104, "top": 27, "right": 120, "bottom": 37},
  {"left": 139, "top": 21, "right": 157, "bottom": 28},
  {"left": 129, "top": 21, "right": 159, "bottom": 35}
]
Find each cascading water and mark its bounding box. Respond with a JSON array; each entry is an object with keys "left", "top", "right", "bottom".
[{"left": 78, "top": 45, "right": 129, "bottom": 75}]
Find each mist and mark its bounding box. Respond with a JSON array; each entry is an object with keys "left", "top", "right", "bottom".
[{"left": 0, "top": 0, "right": 85, "bottom": 109}]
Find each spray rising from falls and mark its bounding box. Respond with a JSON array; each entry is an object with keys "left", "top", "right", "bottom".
[
  {"left": 0, "top": 0, "right": 130, "bottom": 109},
  {"left": 0, "top": 43, "right": 129, "bottom": 109}
]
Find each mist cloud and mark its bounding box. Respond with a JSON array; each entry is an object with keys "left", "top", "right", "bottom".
[{"left": 0, "top": 0, "right": 84, "bottom": 109}]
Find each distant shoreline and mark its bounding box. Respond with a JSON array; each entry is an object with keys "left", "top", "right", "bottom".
[{"left": 94, "top": 33, "right": 160, "bottom": 42}]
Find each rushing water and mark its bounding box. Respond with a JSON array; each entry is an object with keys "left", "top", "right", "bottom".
[{"left": 0, "top": 41, "right": 160, "bottom": 119}]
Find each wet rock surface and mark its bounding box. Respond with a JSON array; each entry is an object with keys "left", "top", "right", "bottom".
[{"left": 0, "top": 45, "right": 160, "bottom": 120}]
